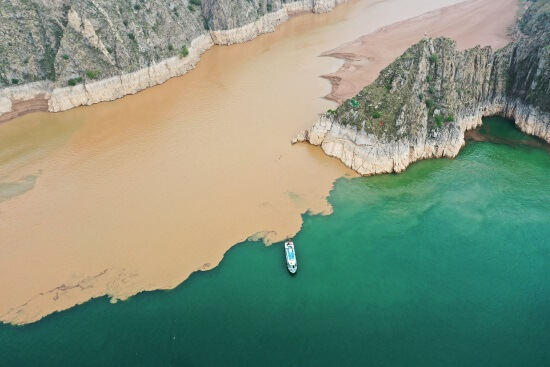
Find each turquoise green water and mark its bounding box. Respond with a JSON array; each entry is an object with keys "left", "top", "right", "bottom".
[{"left": 1, "top": 117, "right": 550, "bottom": 366}]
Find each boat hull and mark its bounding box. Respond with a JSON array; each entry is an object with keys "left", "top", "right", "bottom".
[{"left": 284, "top": 241, "right": 298, "bottom": 274}]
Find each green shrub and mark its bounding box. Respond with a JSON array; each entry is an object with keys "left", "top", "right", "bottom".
[
  {"left": 67, "top": 77, "right": 83, "bottom": 86},
  {"left": 189, "top": 0, "right": 201, "bottom": 5},
  {"left": 62, "top": 54, "right": 69, "bottom": 60},
  {"left": 445, "top": 115, "right": 455, "bottom": 122},
  {"left": 180, "top": 45, "right": 189, "bottom": 58},
  {"left": 106, "top": 47, "right": 113, "bottom": 54},
  {"left": 267, "top": 3, "right": 272, "bottom": 11},
  {"left": 168, "top": 44, "right": 174, "bottom": 51},
  {"left": 123, "top": 20, "right": 128, "bottom": 26},
  {"left": 201, "top": 15, "right": 210, "bottom": 30},
  {"left": 418, "top": 93, "right": 424, "bottom": 101},
  {"left": 134, "top": 4, "right": 141, "bottom": 10},
  {"left": 429, "top": 55, "right": 439, "bottom": 64},
  {"left": 85, "top": 70, "right": 99, "bottom": 79},
  {"left": 425, "top": 99, "right": 435, "bottom": 109},
  {"left": 372, "top": 111, "right": 381, "bottom": 118},
  {"left": 428, "top": 86, "right": 435, "bottom": 94},
  {"left": 128, "top": 32, "right": 135, "bottom": 41},
  {"left": 435, "top": 114, "right": 443, "bottom": 127},
  {"left": 11, "top": 78, "right": 19, "bottom": 84},
  {"left": 188, "top": 5, "right": 195, "bottom": 11},
  {"left": 427, "top": 75, "right": 433, "bottom": 83}
]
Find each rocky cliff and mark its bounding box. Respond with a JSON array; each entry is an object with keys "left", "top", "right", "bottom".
[
  {"left": 0, "top": 0, "right": 346, "bottom": 121},
  {"left": 296, "top": 0, "right": 549, "bottom": 175}
]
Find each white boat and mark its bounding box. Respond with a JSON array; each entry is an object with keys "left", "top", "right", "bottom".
[{"left": 284, "top": 239, "right": 297, "bottom": 274}]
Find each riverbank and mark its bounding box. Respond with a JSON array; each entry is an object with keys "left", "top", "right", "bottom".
[
  {"left": 322, "top": 0, "right": 519, "bottom": 103},
  {"left": 0, "top": 0, "right": 347, "bottom": 124}
]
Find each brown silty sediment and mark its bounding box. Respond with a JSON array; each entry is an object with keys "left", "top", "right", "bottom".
[
  {"left": 1, "top": 0, "right": 476, "bottom": 325},
  {"left": 0, "top": 96, "right": 48, "bottom": 124}
]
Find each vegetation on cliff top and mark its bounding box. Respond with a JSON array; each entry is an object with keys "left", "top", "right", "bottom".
[
  {"left": 328, "top": 0, "right": 549, "bottom": 139},
  {"left": 328, "top": 37, "right": 460, "bottom": 137}
]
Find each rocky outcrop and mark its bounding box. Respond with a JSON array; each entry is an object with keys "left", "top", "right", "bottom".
[
  {"left": 0, "top": 0, "right": 347, "bottom": 121},
  {"left": 209, "top": 8, "right": 289, "bottom": 45},
  {"left": 296, "top": 0, "right": 550, "bottom": 175}
]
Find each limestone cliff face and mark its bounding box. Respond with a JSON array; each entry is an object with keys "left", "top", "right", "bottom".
[
  {"left": 0, "top": 0, "right": 346, "bottom": 120},
  {"left": 296, "top": 0, "right": 550, "bottom": 175}
]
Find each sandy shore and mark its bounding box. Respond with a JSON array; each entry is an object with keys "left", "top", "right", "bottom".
[
  {"left": 323, "top": 0, "right": 519, "bottom": 103},
  {"left": 0, "top": 96, "right": 48, "bottom": 124},
  {"left": 0, "top": 0, "right": 519, "bottom": 325}
]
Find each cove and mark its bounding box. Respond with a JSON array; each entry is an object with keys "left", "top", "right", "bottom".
[{"left": 1, "top": 116, "right": 549, "bottom": 366}]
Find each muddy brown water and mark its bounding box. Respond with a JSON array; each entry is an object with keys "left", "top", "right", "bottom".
[{"left": 0, "top": 0, "right": 464, "bottom": 324}]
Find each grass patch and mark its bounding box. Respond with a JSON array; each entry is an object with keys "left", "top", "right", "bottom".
[
  {"left": 348, "top": 98, "right": 359, "bottom": 108},
  {"left": 85, "top": 70, "right": 99, "bottom": 79},
  {"left": 434, "top": 114, "right": 443, "bottom": 128},
  {"left": 425, "top": 99, "right": 435, "bottom": 109},
  {"left": 372, "top": 111, "right": 381, "bottom": 118},
  {"left": 444, "top": 115, "right": 455, "bottom": 122},
  {"left": 429, "top": 54, "right": 439, "bottom": 64},
  {"left": 67, "top": 77, "right": 83, "bottom": 86},
  {"left": 189, "top": 0, "right": 201, "bottom": 5},
  {"left": 180, "top": 45, "right": 189, "bottom": 58}
]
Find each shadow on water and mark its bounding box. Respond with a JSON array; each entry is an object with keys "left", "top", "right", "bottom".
[{"left": 465, "top": 116, "right": 550, "bottom": 153}]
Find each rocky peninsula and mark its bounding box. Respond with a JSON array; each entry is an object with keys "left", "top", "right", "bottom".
[
  {"left": 295, "top": 0, "right": 549, "bottom": 175},
  {"left": 0, "top": 0, "right": 346, "bottom": 122}
]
